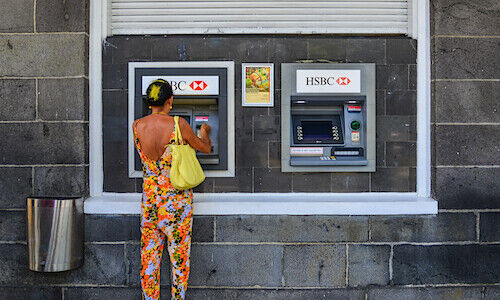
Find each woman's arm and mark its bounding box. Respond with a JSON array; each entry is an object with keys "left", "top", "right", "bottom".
[{"left": 178, "top": 117, "right": 211, "bottom": 154}]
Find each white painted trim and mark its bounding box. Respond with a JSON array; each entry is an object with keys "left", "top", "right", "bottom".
[
  {"left": 416, "top": 0, "right": 432, "bottom": 197},
  {"left": 84, "top": 192, "right": 437, "bottom": 215},
  {"left": 89, "top": 0, "right": 104, "bottom": 197},
  {"left": 127, "top": 61, "right": 236, "bottom": 178},
  {"left": 88, "top": 0, "right": 436, "bottom": 214}
]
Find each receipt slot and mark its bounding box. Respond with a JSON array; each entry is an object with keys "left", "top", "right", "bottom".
[
  {"left": 281, "top": 63, "right": 376, "bottom": 172},
  {"left": 128, "top": 62, "right": 235, "bottom": 177}
]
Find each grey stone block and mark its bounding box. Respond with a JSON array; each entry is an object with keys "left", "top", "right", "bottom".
[
  {"left": 190, "top": 244, "right": 282, "bottom": 286},
  {"left": 435, "top": 81, "right": 499, "bottom": 123},
  {"left": 0, "top": 167, "right": 32, "bottom": 209},
  {"left": 102, "top": 63, "right": 127, "bottom": 90},
  {"left": 0, "top": 211, "right": 26, "bottom": 241},
  {"left": 480, "top": 212, "right": 500, "bottom": 242},
  {"left": 268, "top": 141, "right": 281, "bottom": 168},
  {"left": 0, "top": 122, "right": 87, "bottom": 164},
  {"left": 371, "top": 168, "right": 410, "bottom": 192},
  {"left": 386, "top": 142, "right": 416, "bottom": 167},
  {"left": 376, "top": 142, "right": 386, "bottom": 167},
  {"left": 386, "top": 38, "right": 417, "bottom": 64},
  {"left": 409, "top": 64, "right": 417, "bottom": 90},
  {"left": 214, "top": 168, "right": 252, "bottom": 192},
  {"left": 434, "top": 38, "right": 499, "bottom": 79},
  {"left": 0, "top": 0, "right": 34, "bottom": 33},
  {"left": 184, "top": 37, "right": 237, "bottom": 61},
  {"left": 254, "top": 168, "right": 292, "bottom": 192},
  {"left": 283, "top": 244, "right": 346, "bottom": 287},
  {"left": 0, "top": 79, "right": 36, "bottom": 121},
  {"left": 348, "top": 245, "right": 390, "bottom": 287},
  {"left": 192, "top": 177, "right": 215, "bottom": 193},
  {"left": 376, "top": 65, "right": 408, "bottom": 90},
  {"left": 0, "top": 243, "right": 126, "bottom": 285},
  {"left": 188, "top": 288, "right": 365, "bottom": 300},
  {"left": 376, "top": 90, "right": 386, "bottom": 116},
  {"left": 370, "top": 213, "right": 476, "bottom": 242},
  {"left": 0, "top": 287, "right": 63, "bottom": 300},
  {"left": 107, "top": 36, "right": 152, "bottom": 64},
  {"left": 65, "top": 287, "right": 141, "bottom": 300},
  {"left": 231, "top": 36, "right": 271, "bottom": 62},
  {"left": 151, "top": 36, "right": 185, "bottom": 61},
  {"left": 331, "top": 173, "right": 370, "bottom": 193},
  {"left": 103, "top": 141, "right": 136, "bottom": 193},
  {"left": 435, "top": 125, "right": 499, "bottom": 165},
  {"left": 253, "top": 115, "right": 280, "bottom": 141},
  {"left": 376, "top": 116, "right": 412, "bottom": 142},
  {"left": 36, "top": 0, "right": 89, "bottom": 32},
  {"left": 85, "top": 214, "right": 139, "bottom": 242},
  {"left": 432, "top": 0, "right": 500, "bottom": 36},
  {"left": 126, "top": 243, "right": 171, "bottom": 286},
  {"left": 367, "top": 287, "right": 482, "bottom": 300},
  {"left": 435, "top": 167, "right": 500, "bottom": 209},
  {"left": 236, "top": 139, "right": 269, "bottom": 168},
  {"left": 0, "top": 34, "right": 87, "bottom": 77},
  {"left": 269, "top": 37, "right": 308, "bottom": 63},
  {"left": 292, "top": 173, "right": 331, "bottom": 192},
  {"left": 347, "top": 38, "right": 386, "bottom": 64},
  {"left": 386, "top": 91, "right": 416, "bottom": 115},
  {"left": 393, "top": 244, "right": 500, "bottom": 284},
  {"left": 308, "top": 38, "right": 346, "bottom": 62},
  {"left": 33, "top": 166, "right": 88, "bottom": 197},
  {"left": 192, "top": 216, "right": 215, "bottom": 242},
  {"left": 215, "top": 215, "right": 368, "bottom": 242},
  {"left": 485, "top": 286, "right": 500, "bottom": 300},
  {"left": 38, "top": 78, "right": 88, "bottom": 121}
]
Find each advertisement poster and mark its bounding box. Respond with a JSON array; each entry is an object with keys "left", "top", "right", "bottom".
[{"left": 242, "top": 63, "right": 274, "bottom": 107}]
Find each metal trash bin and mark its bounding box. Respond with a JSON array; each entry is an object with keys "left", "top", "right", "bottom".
[{"left": 27, "top": 196, "right": 84, "bottom": 272}]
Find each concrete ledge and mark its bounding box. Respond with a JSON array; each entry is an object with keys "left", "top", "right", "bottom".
[{"left": 84, "top": 192, "right": 438, "bottom": 215}]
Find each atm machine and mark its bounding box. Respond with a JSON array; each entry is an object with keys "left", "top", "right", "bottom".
[
  {"left": 281, "top": 63, "right": 376, "bottom": 172},
  {"left": 128, "top": 61, "right": 235, "bottom": 177}
]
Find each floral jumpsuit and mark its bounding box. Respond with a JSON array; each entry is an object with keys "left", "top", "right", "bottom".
[{"left": 132, "top": 119, "right": 193, "bottom": 300}]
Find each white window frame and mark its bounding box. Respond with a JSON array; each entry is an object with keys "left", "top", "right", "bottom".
[{"left": 87, "top": 0, "right": 436, "bottom": 215}]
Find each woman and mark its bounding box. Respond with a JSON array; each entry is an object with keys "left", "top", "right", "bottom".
[{"left": 132, "top": 79, "right": 211, "bottom": 300}]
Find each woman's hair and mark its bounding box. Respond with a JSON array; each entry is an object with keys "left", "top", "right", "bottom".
[{"left": 143, "top": 79, "right": 173, "bottom": 107}]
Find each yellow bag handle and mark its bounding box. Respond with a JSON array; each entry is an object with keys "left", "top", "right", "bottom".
[{"left": 173, "top": 116, "right": 184, "bottom": 145}]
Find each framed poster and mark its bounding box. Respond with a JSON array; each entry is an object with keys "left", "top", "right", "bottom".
[{"left": 242, "top": 63, "right": 274, "bottom": 107}]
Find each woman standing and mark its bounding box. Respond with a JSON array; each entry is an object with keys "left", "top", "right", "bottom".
[{"left": 132, "top": 79, "right": 211, "bottom": 300}]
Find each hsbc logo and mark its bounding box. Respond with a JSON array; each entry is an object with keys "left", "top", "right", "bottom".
[
  {"left": 169, "top": 80, "right": 208, "bottom": 91},
  {"left": 305, "top": 77, "right": 351, "bottom": 86},
  {"left": 336, "top": 77, "right": 351, "bottom": 85},
  {"left": 189, "top": 81, "right": 208, "bottom": 91},
  {"left": 142, "top": 76, "right": 219, "bottom": 95}
]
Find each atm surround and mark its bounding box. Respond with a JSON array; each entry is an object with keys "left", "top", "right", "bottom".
[
  {"left": 281, "top": 63, "right": 376, "bottom": 172},
  {"left": 128, "top": 61, "right": 235, "bottom": 178}
]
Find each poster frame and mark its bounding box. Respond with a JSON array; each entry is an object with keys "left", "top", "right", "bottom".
[{"left": 242, "top": 63, "right": 274, "bottom": 107}]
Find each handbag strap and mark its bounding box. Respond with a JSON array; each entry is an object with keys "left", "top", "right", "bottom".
[{"left": 173, "top": 116, "right": 184, "bottom": 145}]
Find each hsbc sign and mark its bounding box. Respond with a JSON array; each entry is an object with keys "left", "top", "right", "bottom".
[
  {"left": 142, "top": 76, "right": 219, "bottom": 95},
  {"left": 296, "top": 70, "right": 361, "bottom": 93}
]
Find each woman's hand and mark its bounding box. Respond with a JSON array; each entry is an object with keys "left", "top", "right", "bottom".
[
  {"left": 178, "top": 117, "right": 212, "bottom": 154},
  {"left": 200, "top": 123, "right": 211, "bottom": 135}
]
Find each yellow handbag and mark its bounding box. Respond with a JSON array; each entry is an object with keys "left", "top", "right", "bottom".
[{"left": 169, "top": 116, "right": 206, "bottom": 190}]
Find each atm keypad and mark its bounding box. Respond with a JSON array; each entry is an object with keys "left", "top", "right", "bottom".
[
  {"left": 332, "top": 126, "right": 340, "bottom": 141},
  {"left": 297, "top": 126, "right": 303, "bottom": 140}
]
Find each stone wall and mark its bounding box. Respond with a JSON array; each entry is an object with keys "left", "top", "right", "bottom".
[
  {"left": 102, "top": 35, "right": 418, "bottom": 193},
  {"left": 0, "top": 0, "right": 498, "bottom": 299}
]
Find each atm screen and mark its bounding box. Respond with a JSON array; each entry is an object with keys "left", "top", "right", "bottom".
[{"left": 302, "top": 121, "right": 332, "bottom": 140}]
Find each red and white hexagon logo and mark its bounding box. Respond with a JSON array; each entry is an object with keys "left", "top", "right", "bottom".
[
  {"left": 336, "top": 77, "right": 351, "bottom": 85},
  {"left": 189, "top": 81, "right": 208, "bottom": 91}
]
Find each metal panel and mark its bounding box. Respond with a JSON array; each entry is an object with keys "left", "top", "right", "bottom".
[{"left": 110, "top": 0, "right": 410, "bottom": 35}]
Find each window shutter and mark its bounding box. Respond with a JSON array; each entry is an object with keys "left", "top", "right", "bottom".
[{"left": 110, "top": 0, "right": 412, "bottom": 36}]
